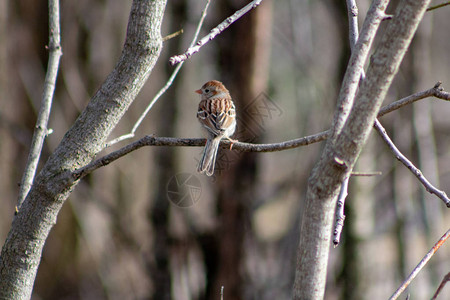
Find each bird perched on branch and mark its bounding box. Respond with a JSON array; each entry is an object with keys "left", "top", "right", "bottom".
[{"left": 196, "top": 80, "right": 237, "bottom": 176}]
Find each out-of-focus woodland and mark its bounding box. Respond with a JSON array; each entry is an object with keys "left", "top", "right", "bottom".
[{"left": 1, "top": 0, "right": 449, "bottom": 299}]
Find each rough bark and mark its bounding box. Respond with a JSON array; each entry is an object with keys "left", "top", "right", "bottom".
[
  {"left": 0, "top": 1, "right": 167, "bottom": 299},
  {"left": 293, "top": 0, "right": 431, "bottom": 299}
]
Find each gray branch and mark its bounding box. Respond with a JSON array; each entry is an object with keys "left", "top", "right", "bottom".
[
  {"left": 330, "top": 0, "right": 388, "bottom": 141},
  {"left": 333, "top": 0, "right": 364, "bottom": 248},
  {"left": 374, "top": 119, "right": 450, "bottom": 207},
  {"left": 389, "top": 228, "right": 450, "bottom": 300},
  {"left": 17, "top": 0, "right": 62, "bottom": 209},
  {"left": 169, "top": 0, "right": 264, "bottom": 65}
]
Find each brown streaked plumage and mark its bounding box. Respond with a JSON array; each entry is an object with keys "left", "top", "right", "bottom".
[{"left": 196, "top": 80, "right": 237, "bottom": 176}]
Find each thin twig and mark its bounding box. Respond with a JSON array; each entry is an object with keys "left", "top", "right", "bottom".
[
  {"left": 106, "top": 0, "right": 212, "bottom": 147},
  {"left": 431, "top": 272, "right": 450, "bottom": 299},
  {"left": 389, "top": 228, "right": 450, "bottom": 300},
  {"left": 333, "top": 175, "right": 349, "bottom": 246},
  {"left": 17, "top": 0, "right": 62, "bottom": 209},
  {"left": 162, "top": 29, "right": 183, "bottom": 42},
  {"left": 346, "top": 0, "right": 359, "bottom": 52},
  {"left": 350, "top": 171, "right": 382, "bottom": 176},
  {"left": 374, "top": 119, "right": 450, "bottom": 207},
  {"left": 427, "top": 1, "right": 450, "bottom": 11},
  {"left": 378, "top": 82, "right": 448, "bottom": 117},
  {"left": 169, "top": 0, "right": 264, "bottom": 65}
]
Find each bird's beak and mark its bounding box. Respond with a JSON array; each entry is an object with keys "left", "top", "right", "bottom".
[{"left": 195, "top": 89, "right": 202, "bottom": 94}]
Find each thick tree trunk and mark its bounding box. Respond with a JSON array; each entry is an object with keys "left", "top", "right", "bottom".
[{"left": 0, "top": 1, "right": 167, "bottom": 299}]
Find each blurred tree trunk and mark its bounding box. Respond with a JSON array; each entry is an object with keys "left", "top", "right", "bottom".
[
  {"left": 146, "top": 1, "right": 187, "bottom": 299},
  {"left": 412, "top": 9, "right": 446, "bottom": 288},
  {"left": 0, "top": 0, "right": 17, "bottom": 239},
  {"left": 0, "top": 1, "right": 49, "bottom": 239},
  {"left": 410, "top": 10, "right": 443, "bottom": 296},
  {"left": 207, "top": 1, "right": 273, "bottom": 299}
]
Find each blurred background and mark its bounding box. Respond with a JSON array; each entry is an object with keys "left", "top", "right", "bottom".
[{"left": 1, "top": 0, "right": 449, "bottom": 299}]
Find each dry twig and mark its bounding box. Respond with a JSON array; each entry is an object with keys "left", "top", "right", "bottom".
[
  {"left": 169, "top": 0, "right": 263, "bottom": 65},
  {"left": 389, "top": 228, "right": 450, "bottom": 300},
  {"left": 378, "top": 82, "right": 448, "bottom": 117},
  {"left": 431, "top": 272, "right": 450, "bottom": 299},
  {"left": 17, "top": 0, "right": 62, "bottom": 209},
  {"left": 374, "top": 119, "right": 450, "bottom": 207},
  {"left": 333, "top": 175, "right": 349, "bottom": 246},
  {"left": 427, "top": 1, "right": 450, "bottom": 11}
]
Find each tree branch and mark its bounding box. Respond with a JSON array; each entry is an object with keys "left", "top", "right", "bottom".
[
  {"left": 333, "top": 175, "right": 349, "bottom": 246},
  {"left": 426, "top": 1, "right": 450, "bottom": 11},
  {"left": 431, "top": 272, "right": 450, "bottom": 300},
  {"left": 169, "top": 0, "right": 263, "bottom": 65},
  {"left": 389, "top": 228, "right": 450, "bottom": 300},
  {"left": 374, "top": 119, "right": 450, "bottom": 207},
  {"left": 330, "top": 0, "right": 388, "bottom": 141},
  {"left": 73, "top": 131, "right": 330, "bottom": 180},
  {"left": 17, "top": 0, "right": 62, "bottom": 209},
  {"left": 378, "top": 81, "right": 448, "bottom": 117},
  {"left": 332, "top": 0, "right": 365, "bottom": 248}
]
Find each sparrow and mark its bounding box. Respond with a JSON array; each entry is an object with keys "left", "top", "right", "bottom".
[{"left": 196, "top": 80, "right": 237, "bottom": 176}]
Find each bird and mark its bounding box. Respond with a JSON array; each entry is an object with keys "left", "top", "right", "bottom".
[{"left": 196, "top": 80, "right": 237, "bottom": 176}]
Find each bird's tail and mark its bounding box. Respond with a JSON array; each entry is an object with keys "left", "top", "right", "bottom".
[{"left": 197, "top": 136, "right": 221, "bottom": 176}]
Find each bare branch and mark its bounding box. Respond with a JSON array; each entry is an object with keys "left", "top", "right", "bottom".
[
  {"left": 333, "top": 176, "right": 349, "bottom": 246},
  {"left": 427, "top": 1, "right": 450, "bottom": 11},
  {"left": 350, "top": 171, "right": 382, "bottom": 176},
  {"left": 330, "top": 0, "right": 388, "bottom": 141},
  {"left": 162, "top": 29, "right": 183, "bottom": 42},
  {"left": 346, "top": 0, "right": 359, "bottom": 51},
  {"left": 378, "top": 82, "right": 448, "bottom": 117},
  {"left": 17, "top": 0, "right": 62, "bottom": 209},
  {"left": 74, "top": 131, "right": 330, "bottom": 179},
  {"left": 332, "top": 0, "right": 365, "bottom": 248},
  {"left": 432, "top": 272, "right": 450, "bottom": 300},
  {"left": 106, "top": 0, "right": 212, "bottom": 147},
  {"left": 169, "top": 0, "right": 264, "bottom": 65},
  {"left": 374, "top": 119, "right": 450, "bottom": 207},
  {"left": 389, "top": 228, "right": 450, "bottom": 300}
]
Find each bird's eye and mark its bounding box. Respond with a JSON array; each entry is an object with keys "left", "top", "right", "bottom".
[{"left": 204, "top": 88, "right": 210, "bottom": 93}]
